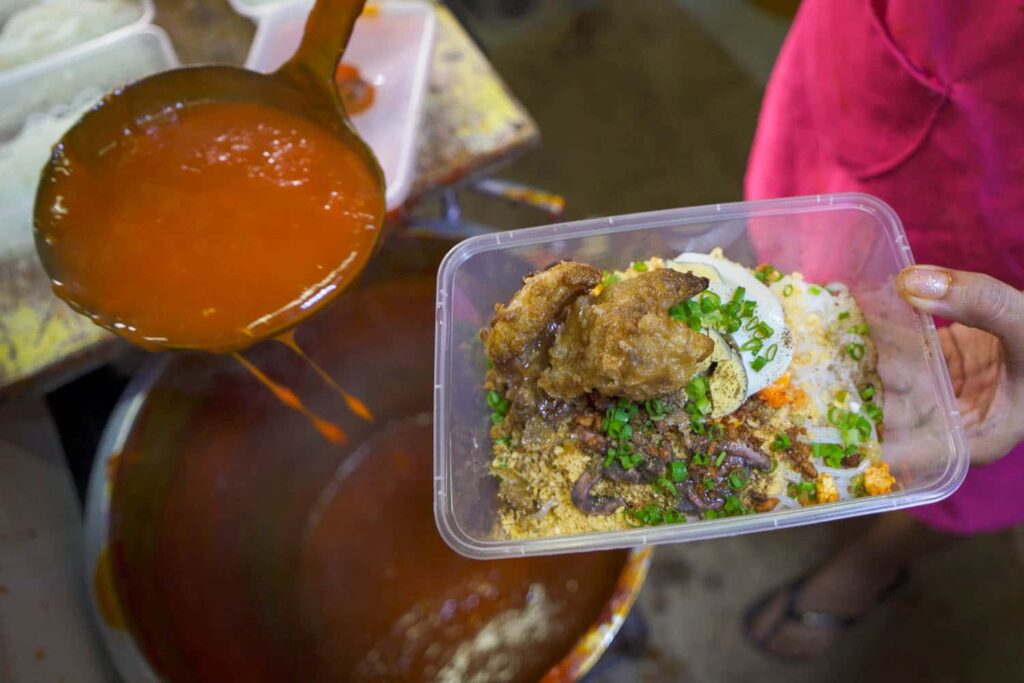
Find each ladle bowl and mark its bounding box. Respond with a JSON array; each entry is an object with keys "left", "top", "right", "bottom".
[{"left": 33, "top": 0, "right": 385, "bottom": 353}]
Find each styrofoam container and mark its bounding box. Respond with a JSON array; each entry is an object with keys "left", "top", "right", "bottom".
[
  {"left": 0, "top": 26, "right": 177, "bottom": 257},
  {"left": 228, "top": 0, "right": 289, "bottom": 19},
  {"left": 0, "top": 0, "right": 155, "bottom": 82},
  {"left": 245, "top": 0, "right": 436, "bottom": 210},
  {"left": 434, "top": 193, "right": 969, "bottom": 558}
]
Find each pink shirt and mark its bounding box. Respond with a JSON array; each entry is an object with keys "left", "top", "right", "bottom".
[{"left": 746, "top": 0, "right": 1024, "bottom": 533}]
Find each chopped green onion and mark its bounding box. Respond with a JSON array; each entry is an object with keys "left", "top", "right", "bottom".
[
  {"left": 702, "top": 476, "right": 716, "bottom": 491},
  {"left": 723, "top": 495, "right": 747, "bottom": 515},
  {"left": 860, "top": 385, "right": 875, "bottom": 401},
  {"left": 686, "top": 376, "right": 709, "bottom": 402},
  {"left": 707, "top": 422, "right": 725, "bottom": 439},
  {"left": 695, "top": 396, "right": 711, "bottom": 415},
  {"left": 741, "top": 338, "right": 763, "bottom": 353},
  {"left": 728, "top": 469, "right": 749, "bottom": 490},
  {"left": 788, "top": 480, "right": 817, "bottom": 499},
  {"left": 703, "top": 510, "right": 721, "bottom": 520},
  {"left": 770, "top": 433, "right": 792, "bottom": 451},
  {"left": 769, "top": 457, "right": 778, "bottom": 473},
  {"left": 620, "top": 450, "right": 643, "bottom": 469},
  {"left": 691, "top": 452, "right": 709, "bottom": 467},
  {"left": 644, "top": 399, "right": 666, "bottom": 420},
  {"left": 664, "top": 509, "right": 686, "bottom": 524},
  {"left": 489, "top": 389, "right": 509, "bottom": 417},
  {"left": 808, "top": 285, "right": 822, "bottom": 295},
  {"left": 754, "top": 321, "right": 774, "bottom": 339},
  {"left": 490, "top": 412, "right": 504, "bottom": 425},
  {"left": 601, "top": 271, "right": 620, "bottom": 288},
  {"left": 745, "top": 316, "right": 761, "bottom": 332},
  {"left": 827, "top": 406, "right": 843, "bottom": 425},
  {"left": 494, "top": 437, "right": 510, "bottom": 447},
  {"left": 631, "top": 261, "right": 648, "bottom": 272},
  {"left": 715, "top": 451, "right": 726, "bottom": 467},
  {"left": 700, "top": 291, "right": 721, "bottom": 313},
  {"left": 811, "top": 442, "right": 845, "bottom": 468},
  {"left": 783, "top": 283, "right": 794, "bottom": 297},
  {"left": 864, "top": 402, "right": 884, "bottom": 424},
  {"left": 654, "top": 476, "right": 677, "bottom": 496},
  {"left": 751, "top": 356, "right": 768, "bottom": 372},
  {"left": 838, "top": 311, "right": 850, "bottom": 320},
  {"left": 628, "top": 505, "right": 664, "bottom": 526},
  {"left": 669, "top": 299, "right": 702, "bottom": 331},
  {"left": 851, "top": 322, "right": 870, "bottom": 335},
  {"left": 731, "top": 286, "right": 746, "bottom": 305},
  {"left": 669, "top": 460, "right": 688, "bottom": 482},
  {"left": 721, "top": 317, "right": 742, "bottom": 334},
  {"left": 742, "top": 300, "right": 757, "bottom": 318},
  {"left": 603, "top": 449, "right": 616, "bottom": 468},
  {"left": 765, "top": 343, "right": 778, "bottom": 361},
  {"left": 847, "top": 343, "right": 865, "bottom": 361}
]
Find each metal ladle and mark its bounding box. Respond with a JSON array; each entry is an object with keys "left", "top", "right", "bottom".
[{"left": 33, "top": 0, "right": 384, "bottom": 352}]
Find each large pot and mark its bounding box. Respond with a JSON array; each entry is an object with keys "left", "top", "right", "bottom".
[{"left": 84, "top": 235, "right": 650, "bottom": 682}]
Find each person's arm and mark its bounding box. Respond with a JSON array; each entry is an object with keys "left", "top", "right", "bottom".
[{"left": 898, "top": 266, "right": 1024, "bottom": 465}]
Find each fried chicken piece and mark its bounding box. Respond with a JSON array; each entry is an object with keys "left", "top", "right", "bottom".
[
  {"left": 481, "top": 261, "right": 602, "bottom": 364},
  {"left": 540, "top": 269, "right": 714, "bottom": 401}
]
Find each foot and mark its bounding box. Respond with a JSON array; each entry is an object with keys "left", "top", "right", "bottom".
[{"left": 744, "top": 557, "right": 907, "bottom": 660}]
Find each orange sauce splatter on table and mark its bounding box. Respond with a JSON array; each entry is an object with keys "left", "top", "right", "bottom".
[
  {"left": 336, "top": 63, "right": 376, "bottom": 116},
  {"left": 36, "top": 100, "right": 383, "bottom": 353}
]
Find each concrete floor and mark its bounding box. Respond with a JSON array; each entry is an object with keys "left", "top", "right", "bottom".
[{"left": 451, "top": 1, "right": 1024, "bottom": 680}]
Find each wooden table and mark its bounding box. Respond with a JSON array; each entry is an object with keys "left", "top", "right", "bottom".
[{"left": 0, "top": 1, "right": 537, "bottom": 395}]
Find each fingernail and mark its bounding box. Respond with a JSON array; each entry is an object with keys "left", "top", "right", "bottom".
[{"left": 900, "top": 266, "right": 951, "bottom": 300}]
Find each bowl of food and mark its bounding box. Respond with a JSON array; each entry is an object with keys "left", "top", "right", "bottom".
[{"left": 433, "top": 193, "right": 969, "bottom": 558}]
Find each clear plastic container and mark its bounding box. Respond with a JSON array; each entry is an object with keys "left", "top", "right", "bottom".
[
  {"left": 434, "top": 193, "right": 969, "bottom": 558},
  {"left": 245, "top": 0, "right": 436, "bottom": 210},
  {"left": 0, "top": 0, "right": 155, "bottom": 82}
]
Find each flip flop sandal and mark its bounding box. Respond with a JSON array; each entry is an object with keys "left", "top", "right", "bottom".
[{"left": 742, "top": 565, "right": 910, "bottom": 662}]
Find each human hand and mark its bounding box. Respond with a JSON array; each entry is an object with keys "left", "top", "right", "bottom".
[{"left": 898, "top": 266, "right": 1024, "bottom": 465}]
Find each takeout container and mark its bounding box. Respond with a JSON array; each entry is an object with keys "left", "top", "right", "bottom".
[
  {"left": 0, "top": 26, "right": 178, "bottom": 257},
  {"left": 433, "top": 193, "right": 969, "bottom": 558},
  {"left": 0, "top": 0, "right": 154, "bottom": 82},
  {"left": 245, "top": 0, "right": 436, "bottom": 210}
]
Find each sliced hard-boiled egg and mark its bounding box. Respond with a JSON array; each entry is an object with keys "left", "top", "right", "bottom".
[
  {"left": 672, "top": 250, "right": 793, "bottom": 401},
  {"left": 702, "top": 329, "right": 748, "bottom": 418}
]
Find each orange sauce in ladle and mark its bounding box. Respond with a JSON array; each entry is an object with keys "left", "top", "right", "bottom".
[{"left": 36, "top": 100, "right": 383, "bottom": 353}]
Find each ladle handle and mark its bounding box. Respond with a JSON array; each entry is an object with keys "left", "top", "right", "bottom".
[{"left": 279, "top": 0, "right": 366, "bottom": 85}]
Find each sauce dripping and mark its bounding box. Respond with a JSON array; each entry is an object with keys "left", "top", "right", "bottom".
[
  {"left": 232, "top": 352, "right": 347, "bottom": 445},
  {"left": 274, "top": 330, "right": 374, "bottom": 422}
]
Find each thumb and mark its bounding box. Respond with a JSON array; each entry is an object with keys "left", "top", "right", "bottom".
[{"left": 898, "top": 265, "right": 1024, "bottom": 372}]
